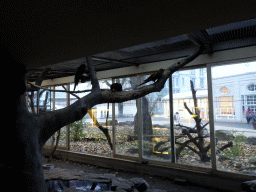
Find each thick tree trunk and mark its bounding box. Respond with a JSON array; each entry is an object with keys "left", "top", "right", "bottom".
[
  {"left": 134, "top": 97, "right": 153, "bottom": 141},
  {"left": 1, "top": 94, "right": 47, "bottom": 191}
]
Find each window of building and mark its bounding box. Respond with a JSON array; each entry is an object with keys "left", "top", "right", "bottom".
[
  {"left": 248, "top": 84, "right": 256, "bottom": 91},
  {"left": 176, "top": 77, "right": 179, "bottom": 86},
  {"left": 190, "top": 70, "right": 196, "bottom": 75},
  {"left": 200, "top": 77, "right": 204, "bottom": 88},
  {"left": 216, "top": 96, "right": 235, "bottom": 115},
  {"left": 191, "top": 77, "right": 195, "bottom": 86},
  {"left": 220, "top": 87, "right": 229, "bottom": 94},
  {"left": 200, "top": 68, "right": 205, "bottom": 76},
  {"left": 247, "top": 95, "right": 256, "bottom": 114}
]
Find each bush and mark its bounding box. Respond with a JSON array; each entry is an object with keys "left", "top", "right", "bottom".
[
  {"left": 70, "top": 119, "right": 86, "bottom": 141},
  {"left": 221, "top": 131, "right": 246, "bottom": 159}
]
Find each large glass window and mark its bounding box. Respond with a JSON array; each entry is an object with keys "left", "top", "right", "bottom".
[
  {"left": 212, "top": 62, "right": 256, "bottom": 175},
  {"left": 173, "top": 68, "right": 211, "bottom": 168},
  {"left": 44, "top": 86, "right": 68, "bottom": 149},
  {"left": 69, "top": 79, "right": 113, "bottom": 157},
  {"left": 141, "top": 78, "right": 171, "bottom": 162},
  {"left": 113, "top": 77, "right": 139, "bottom": 158}
]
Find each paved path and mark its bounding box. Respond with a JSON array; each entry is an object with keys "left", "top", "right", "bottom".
[{"left": 85, "top": 117, "right": 256, "bottom": 137}]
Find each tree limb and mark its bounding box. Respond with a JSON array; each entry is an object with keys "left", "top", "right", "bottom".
[
  {"left": 86, "top": 56, "right": 100, "bottom": 91},
  {"left": 182, "top": 129, "right": 200, "bottom": 149},
  {"left": 38, "top": 45, "right": 204, "bottom": 146},
  {"left": 184, "top": 102, "right": 193, "bottom": 115}
]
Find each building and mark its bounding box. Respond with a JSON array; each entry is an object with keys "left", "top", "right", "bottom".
[
  {"left": 212, "top": 71, "right": 256, "bottom": 122},
  {"left": 163, "top": 71, "right": 256, "bottom": 123},
  {"left": 172, "top": 68, "right": 207, "bottom": 93}
]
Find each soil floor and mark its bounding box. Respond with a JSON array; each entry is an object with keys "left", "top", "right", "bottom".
[{"left": 42, "top": 156, "right": 231, "bottom": 192}]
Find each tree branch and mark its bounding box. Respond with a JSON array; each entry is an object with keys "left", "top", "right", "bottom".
[
  {"left": 182, "top": 129, "right": 200, "bottom": 149},
  {"left": 184, "top": 102, "right": 193, "bottom": 115},
  {"left": 86, "top": 56, "right": 100, "bottom": 91},
  {"left": 38, "top": 92, "right": 99, "bottom": 145},
  {"left": 27, "top": 83, "right": 109, "bottom": 93},
  {"left": 38, "top": 45, "right": 204, "bottom": 146}
]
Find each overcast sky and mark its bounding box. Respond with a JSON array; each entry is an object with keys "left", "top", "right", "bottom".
[{"left": 212, "top": 62, "right": 256, "bottom": 78}]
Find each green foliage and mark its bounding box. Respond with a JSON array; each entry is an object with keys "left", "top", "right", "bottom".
[
  {"left": 221, "top": 131, "right": 246, "bottom": 159},
  {"left": 70, "top": 119, "right": 86, "bottom": 141}
]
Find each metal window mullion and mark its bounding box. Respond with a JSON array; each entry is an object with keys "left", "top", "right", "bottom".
[
  {"left": 53, "top": 86, "right": 55, "bottom": 110},
  {"left": 169, "top": 76, "right": 176, "bottom": 163},
  {"left": 66, "top": 84, "right": 70, "bottom": 150},
  {"left": 207, "top": 64, "right": 216, "bottom": 171},
  {"left": 137, "top": 75, "right": 143, "bottom": 161},
  {"left": 37, "top": 89, "right": 40, "bottom": 113},
  {"left": 112, "top": 78, "right": 116, "bottom": 157}
]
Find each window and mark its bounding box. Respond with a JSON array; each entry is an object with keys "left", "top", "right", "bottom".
[
  {"left": 200, "top": 78, "right": 204, "bottom": 88},
  {"left": 200, "top": 68, "right": 205, "bottom": 76},
  {"left": 215, "top": 96, "right": 235, "bottom": 115},
  {"left": 176, "top": 77, "right": 179, "bottom": 86},
  {"left": 220, "top": 87, "right": 229, "bottom": 94},
  {"left": 212, "top": 63, "right": 256, "bottom": 175},
  {"left": 247, "top": 95, "right": 256, "bottom": 114},
  {"left": 248, "top": 84, "right": 256, "bottom": 91}
]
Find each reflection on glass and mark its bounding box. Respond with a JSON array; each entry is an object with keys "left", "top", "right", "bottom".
[
  {"left": 172, "top": 68, "right": 211, "bottom": 168},
  {"left": 141, "top": 74, "right": 171, "bottom": 161},
  {"left": 69, "top": 80, "right": 113, "bottom": 157},
  {"left": 55, "top": 86, "right": 68, "bottom": 148},
  {"left": 44, "top": 86, "right": 68, "bottom": 148},
  {"left": 212, "top": 62, "right": 256, "bottom": 175},
  {"left": 27, "top": 88, "right": 53, "bottom": 113},
  {"left": 113, "top": 77, "right": 139, "bottom": 157}
]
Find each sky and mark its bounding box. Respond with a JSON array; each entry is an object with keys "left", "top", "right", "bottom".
[{"left": 212, "top": 61, "right": 256, "bottom": 78}]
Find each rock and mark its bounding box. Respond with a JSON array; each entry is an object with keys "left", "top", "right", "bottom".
[
  {"left": 62, "top": 188, "right": 84, "bottom": 192},
  {"left": 215, "top": 130, "right": 234, "bottom": 140},
  {"left": 173, "top": 179, "right": 187, "bottom": 186},
  {"left": 147, "top": 190, "right": 167, "bottom": 192},
  {"left": 246, "top": 137, "right": 256, "bottom": 145},
  {"left": 242, "top": 180, "right": 256, "bottom": 191},
  {"left": 249, "top": 157, "right": 256, "bottom": 165},
  {"left": 129, "top": 178, "right": 150, "bottom": 192},
  {"left": 235, "top": 163, "right": 243, "bottom": 169},
  {"left": 112, "top": 177, "right": 150, "bottom": 192},
  {"left": 108, "top": 120, "right": 118, "bottom": 125}
]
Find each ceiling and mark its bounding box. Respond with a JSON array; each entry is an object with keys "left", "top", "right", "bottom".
[{"left": 1, "top": 1, "right": 256, "bottom": 82}]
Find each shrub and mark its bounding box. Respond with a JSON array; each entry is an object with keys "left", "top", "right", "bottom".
[
  {"left": 70, "top": 119, "right": 86, "bottom": 141},
  {"left": 221, "top": 131, "right": 246, "bottom": 159}
]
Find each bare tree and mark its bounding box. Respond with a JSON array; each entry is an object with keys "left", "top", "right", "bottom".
[
  {"left": 9, "top": 43, "right": 204, "bottom": 191},
  {"left": 154, "top": 80, "right": 233, "bottom": 162}
]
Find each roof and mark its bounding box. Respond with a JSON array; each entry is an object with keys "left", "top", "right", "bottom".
[{"left": 27, "top": 18, "right": 256, "bottom": 82}]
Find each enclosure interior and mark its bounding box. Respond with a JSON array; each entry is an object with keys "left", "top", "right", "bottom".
[{"left": 26, "top": 18, "right": 256, "bottom": 190}]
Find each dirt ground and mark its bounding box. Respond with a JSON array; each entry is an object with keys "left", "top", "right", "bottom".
[{"left": 42, "top": 156, "right": 231, "bottom": 192}]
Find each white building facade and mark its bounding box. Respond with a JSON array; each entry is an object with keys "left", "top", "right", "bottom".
[{"left": 212, "top": 72, "right": 256, "bottom": 122}]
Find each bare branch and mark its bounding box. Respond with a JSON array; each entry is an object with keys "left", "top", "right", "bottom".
[
  {"left": 184, "top": 102, "right": 193, "bottom": 115},
  {"left": 38, "top": 45, "right": 204, "bottom": 145},
  {"left": 182, "top": 129, "right": 200, "bottom": 149},
  {"left": 86, "top": 56, "right": 100, "bottom": 91},
  {"left": 202, "top": 122, "right": 209, "bottom": 129},
  {"left": 27, "top": 83, "right": 109, "bottom": 93}
]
